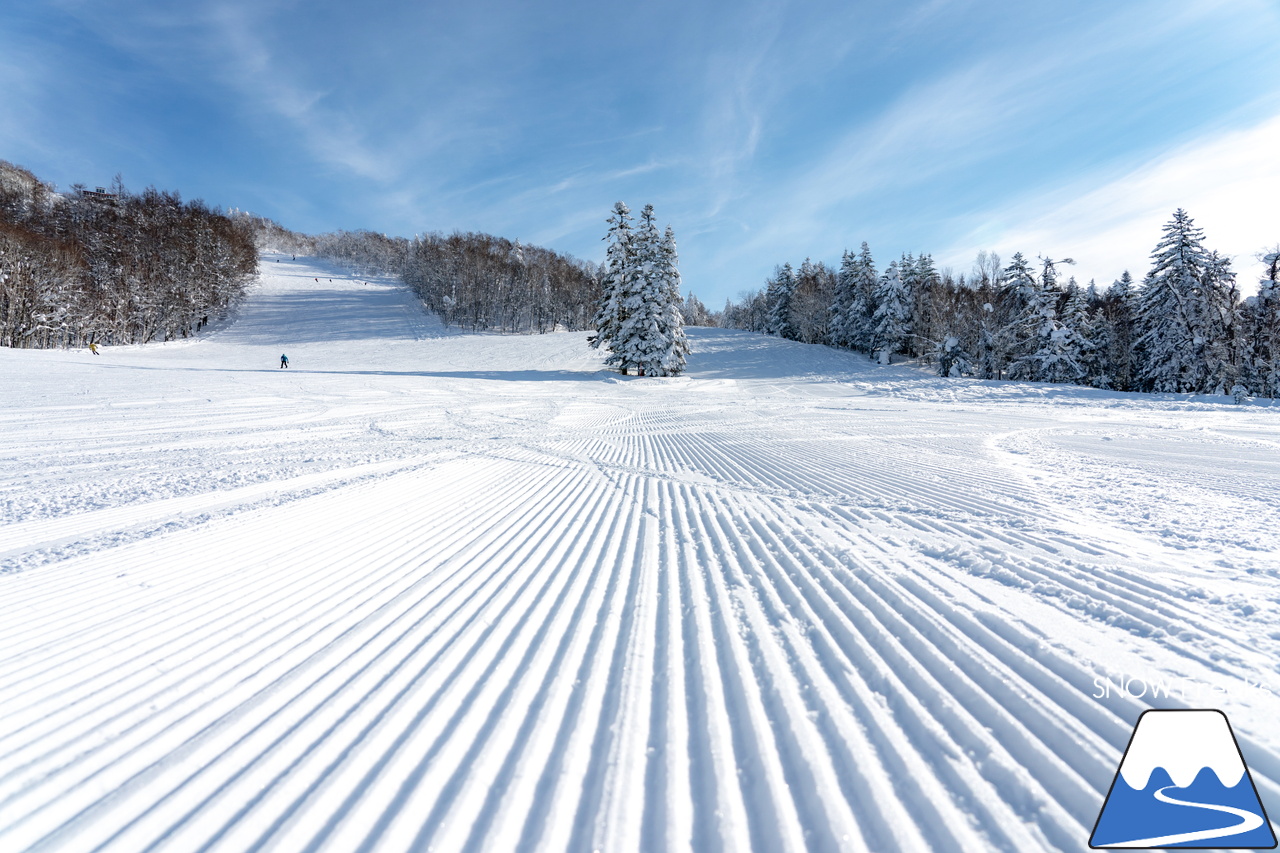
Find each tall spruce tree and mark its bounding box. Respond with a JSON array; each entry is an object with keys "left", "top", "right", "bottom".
[
  {"left": 871, "top": 259, "right": 911, "bottom": 364},
  {"left": 830, "top": 249, "right": 857, "bottom": 348},
  {"left": 1100, "top": 272, "right": 1138, "bottom": 390},
  {"left": 1024, "top": 298, "right": 1085, "bottom": 383},
  {"left": 840, "top": 242, "right": 878, "bottom": 353},
  {"left": 1136, "top": 209, "right": 1239, "bottom": 393},
  {"left": 854, "top": 243, "right": 878, "bottom": 351},
  {"left": 609, "top": 204, "right": 663, "bottom": 374},
  {"left": 590, "top": 201, "right": 633, "bottom": 353},
  {"left": 766, "top": 263, "right": 798, "bottom": 340},
  {"left": 654, "top": 224, "right": 689, "bottom": 375},
  {"left": 1002, "top": 252, "right": 1046, "bottom": 380},
  {"left": 910, "top": 253, "right": 942, "bottom": 358},
  {"left": 1243, "top": 251, "right": 1280, "bottom": 397},
  {"left": 1202, "top": 250, "right": 1241, "bottom": 393}
]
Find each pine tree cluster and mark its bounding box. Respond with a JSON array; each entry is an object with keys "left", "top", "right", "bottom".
[
  {"left": 721, "top": 210, "right": 1280, "bottom": 398},
  {"left": 590, "top": 202, "right": 689, "bottom": 376}
]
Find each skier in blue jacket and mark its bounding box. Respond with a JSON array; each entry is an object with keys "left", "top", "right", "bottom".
[{"left": 280, "top": 354, "right": 289, "bottom": 369}]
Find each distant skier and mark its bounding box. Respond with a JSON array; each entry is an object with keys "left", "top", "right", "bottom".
[
  {"left": 88, "top": 342, "right": 99, "bottom": 355},
  {"left": 280, "top": 353, "right": 289, "bottom": 369}
]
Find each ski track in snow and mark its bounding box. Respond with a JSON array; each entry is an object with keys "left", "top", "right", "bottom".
[{"left": 2, "top": 256, "right": 1279, "bottom": 852}]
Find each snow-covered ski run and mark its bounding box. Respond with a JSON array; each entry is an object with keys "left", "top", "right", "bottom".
[{"left": 2, "top": 256, "right": 1278, "bottom": 853}]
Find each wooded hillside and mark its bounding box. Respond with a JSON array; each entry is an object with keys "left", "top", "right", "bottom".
[{"left": 1, "top": 161, "right": 257, "bottom": 348}]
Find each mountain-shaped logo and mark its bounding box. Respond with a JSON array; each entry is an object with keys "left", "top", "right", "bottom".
[{"left": 1091, "top": 709, "right": 1277, "bottom": 848}]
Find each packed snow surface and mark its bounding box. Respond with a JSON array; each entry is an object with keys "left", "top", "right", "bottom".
[{"left": 3, "top": 256, "right": 1280, "bottom": 852}]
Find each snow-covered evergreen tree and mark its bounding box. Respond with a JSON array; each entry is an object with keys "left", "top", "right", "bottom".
[
  {"left": 910, "top": 253, "right": 942, "bottom": 358},
  {"left": 871, "top": 260, "right": 911, "bottom": 364},
  {"left": 590, "top": 201, "right": 633, "bottom": 352},
  {"left": 1039, "top": 255, "right": 1073, "bottom": 293},
  {"left": 1066, "top": 283, "right": 1105, "bottom": 387},
  {"left": 1135, "top": 209, "right": 1208, "bottom": 392},
  {"left": 1062, "top": 282, "right": 1089, "bottom": 331},
  {"left": 973, "top": 252, "right": 1031, "bottom": 378},
  {"left": 833, "top": 242, "right": 877, "bottom": 353},
  {"left": 1135, "top": 209, "right": 1239, "bottom": 393},
  {"left": 653, "top": 224, "right": 689, "bottom": 376},
  {"left": 1003, "top": 252, "right": 1050, "bottom": 380},
  {"left": 1023, "top": 302, "right": 1085, "bottom": 383},
  {"left": 1003, "top": 252, "right": 1038, "bottom": 303},
  {"left": 789, "top": 257, "right": 834, "bottom": 344},
  {"left": 1098, "top": 272, "right": 1138, "bottom": 390},
  {"left": 766, "top": 263, "right": 798, "bottom": 340},
  {"left": 966, "top": 262, "right": 999, "bottom": 380},
  {"left": 1058, "top": 285, "right": 1094, "bottom": 383},
  {"left": 594, "top": 204, "right": 687, "bottom": 376},
  {"left": 680, "top": 292, "right": 711, "bottom": 327},
  {"left": 607, "top": 204, "right": 662, "bottom": 373},
  {"left": 1201, "top": 250, "right": 1241, "bottom": 394},
  {"left": 855, "top": 244, "right": 878, "bottom": 349},
  {"left": 899, "top": 253, "right": 918, "bottom": 300},
  {"left": 1242, "top": 250, "right": 1280, "bottom": 397},
  {"left": 830, "top": 249, "right": 856, "bottom": 348}
]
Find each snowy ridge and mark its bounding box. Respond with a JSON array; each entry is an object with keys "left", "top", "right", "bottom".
[{"left": 2, "top": 257, "right": 1280, "bottom": 852}]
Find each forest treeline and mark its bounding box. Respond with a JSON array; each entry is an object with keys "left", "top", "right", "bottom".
[
  {"left": 1, "top": 160, "right": 257, "bottom": 348},
  {"left": 308, "top": 227, "right": 728, "bottom": 335},
  {"left": 15, "top": 151, "right": 1272, "bottom": 399},
  {"left": 720, "top": 210, "right": 1280, "bottom": 398},
  {"left": 0, "top": 156, "right": 704, "bottom": 349}
]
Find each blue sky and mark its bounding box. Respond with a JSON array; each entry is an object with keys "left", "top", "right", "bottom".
[{"left": 3, "top": 0, "right": 1279, "bottom": 305}]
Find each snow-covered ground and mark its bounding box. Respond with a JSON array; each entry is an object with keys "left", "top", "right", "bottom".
[{"left": 3, "top": 256, "right": 1279, "bottom": 852}]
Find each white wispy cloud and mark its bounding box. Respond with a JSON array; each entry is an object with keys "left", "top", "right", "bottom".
[
  {"left": 940, "top": 107, "right": 1280, "bottom": 289},
  {"left": 690, "top": 27, "right": 777, "bottom": 221},
  {"left": 753, "top": 0, "right": 1239, "bottom": 236},
  {"left": 14, "top": 0, "right": 1278, "bottom": 306},
  {"left": 202, "top": 3, "right": 400, "bottom": 183},
  {"left": 689, "top": 0, "right": 1280, "bottom": 298},
  {"left": 40, "top": 0, "right": 405, "bottom": 184},
  {"left": 0, "top": 37, "right": 47, "bottom": 159}
]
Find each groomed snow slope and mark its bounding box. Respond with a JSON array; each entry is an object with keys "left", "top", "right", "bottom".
[{"left": 2, "top": 256, "right": 1279, "bottom": 852}]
